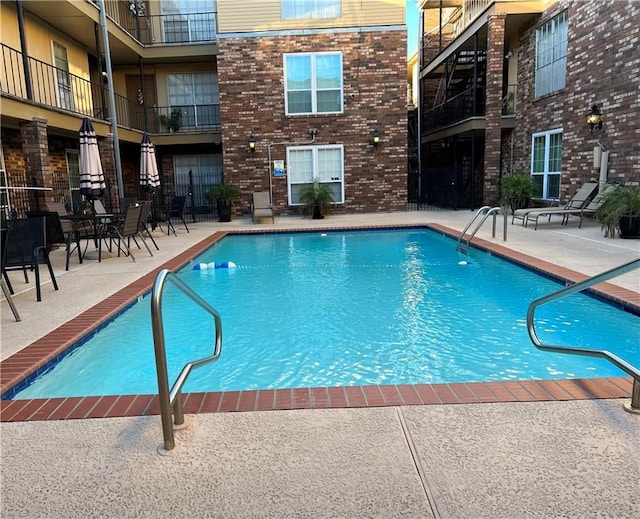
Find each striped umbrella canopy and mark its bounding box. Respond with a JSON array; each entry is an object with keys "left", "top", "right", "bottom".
[
  {"left": 78, "top": 118, "right": 106, "bottom": 200},
  {"left": 139, "top": 133, "right": 161, "bottom": 193}
]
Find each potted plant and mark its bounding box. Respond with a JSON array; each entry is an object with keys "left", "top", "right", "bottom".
[
  {"left": 159, "top": 108, "right": 182, "bottom": 133},
  {"left": 298, "top": 180, "right": 334, "bottom": 219},
  {"left": 596, "top": 185, "right": 640, "bottom": 238},
  {"left": 501, "top": 172, "right": 537, "bottom": 212},
  {"left": 207, "top": 182, "right": 241, "bottom": 222}
]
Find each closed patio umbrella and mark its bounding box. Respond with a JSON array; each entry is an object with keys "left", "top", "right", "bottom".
[
  {"left": 140, "top": 132, "right": 161, "bottom": 232},
  {"left": 139, "top": 133, "right": 160, "bottom": 193},
  {"left": 78, "top": 118, "right": 106, "bottom": 204}
]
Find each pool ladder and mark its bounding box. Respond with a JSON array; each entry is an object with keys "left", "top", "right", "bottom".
[
  {"left": 151, "top": 268, "right": 223, "bottom": 451},
  {"left": 527, "top": 258, "right": 640, "bottom": 413},
  {"left": 456, "top": 205, "right": 508, "bottom": 254}
]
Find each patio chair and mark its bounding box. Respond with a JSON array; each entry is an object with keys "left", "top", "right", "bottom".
[
  {"left": 252, "top": 191, "right": 275, "bottom": 223},
  {"left": 169, "top": 195, "right": 189, "bottom": 233},
  {"left": 119, "top": 197, "right": 137, "bottom": 212},
  {"left": 137, "top": 200, "right": 159, "bottom": 250},
  {"left": 512, "top": 181, "right": 599, "bottom": 226},
  {"left": 1, "top": 227, "right": 20, "bottom": 321},
  {"left": 28, "top": 209, "right": 83, "bottom": 271},
  {"left": 158, "top": 196, "right": 189, "bottom": 235},
  {"left": 524, "top": 183, "right": 617, "bottom": 230},
  {"left": 2, "top": 216, "right": 59, "bottom": 302},
  {"left": 99, "top": 203, "right": 152, "bottom": 262}
]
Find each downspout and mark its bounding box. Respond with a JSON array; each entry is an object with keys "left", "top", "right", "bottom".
[
  {"left": 16, "top": 1, "right": 33, "bottom": 101},
  {"left": 94, "top": 23, "right": 107, "bottom": 118}
]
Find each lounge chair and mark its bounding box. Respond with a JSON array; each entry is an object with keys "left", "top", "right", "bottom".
[
  {"left": 512, "top": 181, "right": 598, "bottom": 226},
  {"left": 524, "top": 182, "right": 611, "bottom": 230},
  {"left": 251, "top": 191, "right": 275, "bottom": 223}
]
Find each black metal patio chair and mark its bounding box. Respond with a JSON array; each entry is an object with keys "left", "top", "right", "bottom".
[{"left": 2, "top": 216, "right": 59, "bottom": 302}]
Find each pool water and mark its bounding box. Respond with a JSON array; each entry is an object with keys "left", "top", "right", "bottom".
[{"left": 10, "top": 229, "right": 639, "bottom": 399}]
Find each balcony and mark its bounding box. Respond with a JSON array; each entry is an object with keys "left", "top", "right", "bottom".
[
  {"left": 0, "top": 43, "right": 220, "bottom": 135},
  {"left": 423, "top": 86, "right": 485, "bottom": 131},
  {"left": 91, "top": 0, "right": 217, "bottom": 45}
]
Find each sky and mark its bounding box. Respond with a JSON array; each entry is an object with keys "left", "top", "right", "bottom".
[{"left": 406, "top": 0, "right": 420, "bottom": 56}]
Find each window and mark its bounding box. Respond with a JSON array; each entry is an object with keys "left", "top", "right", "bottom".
[
  {"left": 288, "top": 145, "right": 344, "bottom": 205},
  {"left": 162, "top": 0, "right": 215, "bottom": 43},
  {"left": 531, "top": 129, "right": 562, "bottom": 200},
  {"left": 53, "top": 42, "right": 73, "bottom": 110},
  {"left": 174, "top": 154, "right": 222, "bottom": 209},
  {"left": 284, "top": 53, "right": 343, "bottom": 115},
  {"left": 282, "top": 0, "right": 341, "bottom": 19},
  {"left": 535, "top": 11, "right": 568, "bottom": 98},
  {"left": 168, "top": 73, "right": 219, "bottom": 128}
]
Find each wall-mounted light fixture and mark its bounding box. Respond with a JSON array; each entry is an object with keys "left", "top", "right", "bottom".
[
  {"left": 248, "top": 134, "right": 257, "bottom": 151},
  {"left": 586, "top": 104, "right": 603, "bottom": 134},
  {"left": 371, "top": 129, "right": 381, "bottom": 147}
]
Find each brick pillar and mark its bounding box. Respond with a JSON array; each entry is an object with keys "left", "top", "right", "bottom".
[
  {"left": 20, "top": 117, "right": 51, "bottom": 210},
  {"left": 98, "top": 134, "right": 118, "bottom": 211},
  {"left": 483, "top": 14, "right": 506, "bottom": 206}
]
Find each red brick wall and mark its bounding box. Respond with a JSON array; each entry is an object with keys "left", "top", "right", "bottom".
[
  {"left": 217, "top": 29, "right": 408, "bottom": 216},
  {"left": 512, "top": 0, "right": 640, "bottom": 200},
  {"left": 483, "top": 14, "right": 506, "bottom": 205}
]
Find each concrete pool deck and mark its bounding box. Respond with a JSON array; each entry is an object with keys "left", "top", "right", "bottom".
[{"left": 1, "top": 210, "right": 639, "bottom": 518}]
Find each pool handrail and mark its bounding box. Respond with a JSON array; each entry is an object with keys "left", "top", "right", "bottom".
[
  {"left": 151, "top": 268, "right": 223, "bottom": 451},
  {"left": 457, "top": 205, "right": 507, "bottom": 254},
  {"left": 526, "top": 258, "right": 640, "bottom": 412}
]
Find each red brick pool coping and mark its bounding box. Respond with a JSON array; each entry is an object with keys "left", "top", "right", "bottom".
[{"left": 1, "top": 224, "right": 638, "bottom": 422}]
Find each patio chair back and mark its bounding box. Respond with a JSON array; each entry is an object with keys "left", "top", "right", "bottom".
[
  {"left": 252, "top": 191, "right": 275, "bottom": 223},
  {"left": 3, "top": 217, "right": 59, "bottom": 301}
]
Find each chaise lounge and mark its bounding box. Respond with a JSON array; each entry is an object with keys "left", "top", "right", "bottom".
[{"left": 512, "top": 180, "right": 598, "bottom": 227}]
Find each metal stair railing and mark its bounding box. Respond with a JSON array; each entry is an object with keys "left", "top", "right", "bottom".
[
  {"left": 151, "top": 268, "right": 223, "bottom": 451},
  {"left": 457, "top": 206, "right": 507, "bottom": 254},
  {"left": 526, "top": 258, "right": 640, "bottom": 413}
]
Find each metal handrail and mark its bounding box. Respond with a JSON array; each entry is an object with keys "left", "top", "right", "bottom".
[
  {"left": 151, "top": 268, "right": 222, "bottom": 450},
  {"left": 526, "top": 259, "right": 640, "bottom": 412},
  {"left": 457, "top": 206, "right": 507, "bottom": 254}
]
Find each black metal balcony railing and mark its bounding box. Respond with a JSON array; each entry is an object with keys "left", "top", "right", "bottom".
[
  {"left": 0, "top": 43, "right": 220, "bottom": 134},
  {"left": 91, "top": 0, "right": 216, "bottom": 45},
  {"left": 152, "top": 105, "right": 221, "bottom": 134},
  {"left": 423, "top": 86, "right": 486, "bottom": 131}
]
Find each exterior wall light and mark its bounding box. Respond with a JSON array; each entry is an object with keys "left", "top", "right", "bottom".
[
  {"left": 586, "top": 104, "right": 603, "bottom": 134},
  {"left": 248, "top": 134, "right": 257, "bottom": 151},
  {"left": 371, "top": 129, "right": 380, "bottom": 147}
]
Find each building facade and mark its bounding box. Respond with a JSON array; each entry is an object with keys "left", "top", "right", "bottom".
[
  {"left": 0, "top": 0, "right": 407, "bottom": 220},
  {"left": 417, "top": 0, "right": 640, "bottom": 209}
]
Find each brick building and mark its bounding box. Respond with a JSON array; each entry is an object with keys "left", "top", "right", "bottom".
[
  {"left": 0, "top": 0, "right": 407, "bottom": 220},
  {"left": 417, "top": 0, "right": 640, "bottom": 208}
]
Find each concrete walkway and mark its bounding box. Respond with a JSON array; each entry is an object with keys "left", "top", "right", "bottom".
[{"left": 1, "top": 211, "right": 639, "bottom": 518}]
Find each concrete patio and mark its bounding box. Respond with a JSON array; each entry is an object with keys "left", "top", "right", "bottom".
[{"left": 1, "top": 210, "right": 639, "bottom": 518}]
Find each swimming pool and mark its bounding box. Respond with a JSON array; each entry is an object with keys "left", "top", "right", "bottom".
[{"left": 7, "top": 228, "right": 639, "bottom": 400}]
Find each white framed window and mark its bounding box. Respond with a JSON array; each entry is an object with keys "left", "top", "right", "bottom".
[
  {"left": 288, "top": 145, "right": 344, "bottom": 205},
  {"left": 282, "top": 0, "right": 341, "bottom": 19},
  {"left": 167, "top": 73, "right": 218, "bottom": 128},
  {"left": 52, "top": 41, "right": 73, "bottom": 110},
  {"left": 284, "top": 52, "right": 343, "bottom": 115},
  {"left": 531, "top": 129, "right": 562, "bottom": 200},
  {"left": 161, "top": 0, "right": 215, "bottom": 43},
  {"left": 535, "top": 11, "right": 568, "bottom": 98}
]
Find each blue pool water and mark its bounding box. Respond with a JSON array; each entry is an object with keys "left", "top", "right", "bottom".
[{"left": 10, "top": 229, "right": 639, "bottom": 399}]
